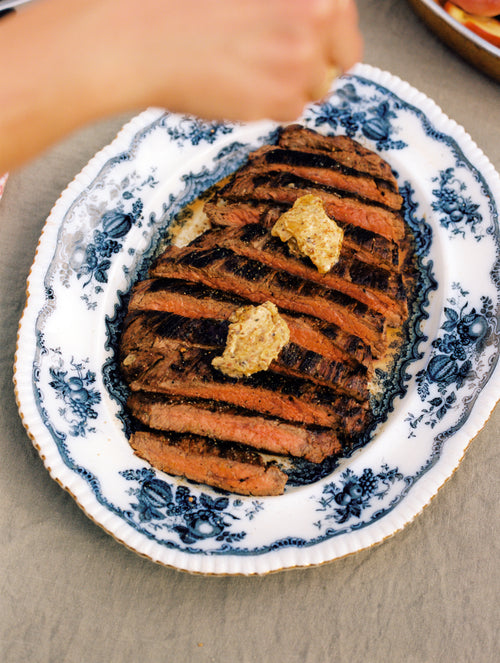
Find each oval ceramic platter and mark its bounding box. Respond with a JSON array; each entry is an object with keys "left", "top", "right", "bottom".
[{"left": 14, "top": 64, "right": 500, "bottom": 575}]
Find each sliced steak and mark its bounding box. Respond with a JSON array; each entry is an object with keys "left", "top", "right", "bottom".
[
  {"left": 219, "top": 170, "right": 406, "bottom": 242},
  {"left": 121, "top": 311, "right": 227, "bottom": 354},
  {"left": 276, "top": 124, "right": 398, "bottom": 188},
  {"left": 286, "top": 311, "right": 373, "bottom": 367},
  {"left": 150, "top": 245, "right": 387, "bottom": 355},
  {"left": 119, "top": 124, "right": 413, "bottom": 496},
  {"left": 271, "top": 341, "right": 369, "bottom": 401},
  {"left": 128, "top": 392, "right": 342, "bottom": 463},
  {"left": 130, "top": 429, "right": 288, "bottom": 496},
  {"left": 238, "top": 147, "right": 403, "bottom": 210},
  {"left": 123, "top": 347, "right": 371, "bottom": 432},
  {"left": 128, "top": 277, "right": 244, "bottom": 319},
  {"left": 186, "top": 224, "right": 407, "bottom": 324},
  {"left": 204, "top": 200, "right": 404, "bottom": 272},
  {"left": 203, "top": 201, "right": 283, "bottom": 229},
  {"left": 120, "top": 311, "right": 370, "bottom": 401},
  {"left": 127, "top": 278, "right": 374, "bottom": 367}
]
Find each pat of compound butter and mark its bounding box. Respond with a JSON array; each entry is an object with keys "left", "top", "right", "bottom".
[
  {"left": 271, "top": 194, "right": 343, "bottom": 274},
  {"left": 212, "top": 301, "right": 290, "bottom": 378}
]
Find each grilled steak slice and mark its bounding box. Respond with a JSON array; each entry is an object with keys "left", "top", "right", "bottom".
[
  {"left": 185, "top": 224, "right": 407, "bottom": 324},
  {"left": 203, "top": 201, "right": 283, "bottom": 229},
  {"left": 121, "top": 311, "right": 370, "bottom": 401},
  {"left": 203, "top": 201, "right": 406, "bottom": 272},
  {"left": 127, "top": 392, "right": 342, "bottom": 463},
  {"left": 272, "top": 342, "right": 369, "bottom": 400},
  {"left": 130, "top": 430, "right": 288, "bottom": 496},
  {"left": 121, "top": 311, "right": 228, "bottom": 353},
  {"left": 149, "top": 245, "right": 387, "bottom": 355},
  {"left": 288, "top": 312, "right": 373, "bottom": 367},
  {"left": 128, "top": 277, "right": 245, "bottom": 319},
  {"left": 123, "top": 347, "right": 371, "bottom": 432},
  {"left": 238, "top": 146, "right": 403, "bottom": 210},
  {"left": 204, "top": 201, "right": 404, "bottom": 272},
  {"left": 127, "top": 278, "right": 374, "bottom": 367},
  {"left": 219, "top": 170, "right": 406, "bottom": 242},
  {"left": 276, "top": 124, "right": 398, "bottom": 188}
]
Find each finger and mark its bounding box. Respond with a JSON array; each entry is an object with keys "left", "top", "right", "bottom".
[
  {"left": 322, "top": 0, "right": 363, "bottom": 74},
  {"left": 308, "top": 63, "right": 342, "bottom": 101}
]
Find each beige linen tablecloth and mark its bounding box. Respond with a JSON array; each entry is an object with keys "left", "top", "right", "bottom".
[{"left": 1, "top": 2, "right": 498, "bottom": 662}]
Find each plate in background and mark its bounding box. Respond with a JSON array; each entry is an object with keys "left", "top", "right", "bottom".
[{"left": 408, "top": 0, "right": 500, "bottom": 81}]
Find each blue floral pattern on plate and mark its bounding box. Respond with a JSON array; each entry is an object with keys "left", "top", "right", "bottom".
[
  {"left": 121, "top": 469, "right": 247, "bottom": 546},
  {"left": 431, "top": 167, "right": 484, "bottom": 239},
  {"left": 14, "top": 65, "right": 500, "bottom": 574},
  {"left": 48, "top": 357, "right": 101, "bottom": 437}
]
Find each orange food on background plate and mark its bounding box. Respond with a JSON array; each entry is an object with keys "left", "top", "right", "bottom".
[
  {"left": 441, "top": 1, "right": 500, "bottom": 48},
  {"left": 450, "top": 0, "right": 500, "bottom": 17}
]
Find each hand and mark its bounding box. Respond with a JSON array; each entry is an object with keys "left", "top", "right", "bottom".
[
  {"left": 89, "top": 0, "right": 363, "bottom": 122},
  {"left": 0, "top": 0, "right": 362, "bottom": 172}
]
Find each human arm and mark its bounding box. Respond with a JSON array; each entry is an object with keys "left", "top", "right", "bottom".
[{"left": 0, "top": 0, "right": 362, "bottom": 173}]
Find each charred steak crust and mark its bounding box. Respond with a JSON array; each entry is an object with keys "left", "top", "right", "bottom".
[
  {"left": 203, "top": 201, "right": 406, "bottom": 273},
  {"left": 150, "top": 244, "right": 387, "bottom": 355},
  {"left": 129, "top": 430, "right": 288, "bottom": 496},
  {"left": 123, "top": 347, "right": 372, "bottom": 432},
  {"left": 118, "top": 125, "right": 415, "bottom": 496},
  {"left": 127, "top": 278, "right": 375, "bottom": 367},
  {"left": 276, "top": 124, "right": 399, "bottom": 187},
  {"left": 127, "top": 392, "right": 342, "bottom": 464},
  {"left": 120, "top": 311, "right": 370, "bottom": 401},
  {"left": 178, "top": 223, "right": 408, "bottom": 323},
  {"left": 234, "top": 149, "right": 403, "bottom": 210}
]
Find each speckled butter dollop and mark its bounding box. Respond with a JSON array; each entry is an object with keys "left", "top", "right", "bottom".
[
  {"left": 212, "top": 301, "right": 290, "bottom": 378},
  {"left": 272, "top": 194, "right": 344, "bottom": 274}
]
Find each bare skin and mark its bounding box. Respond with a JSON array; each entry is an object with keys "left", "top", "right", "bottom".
[
  {"left": 0, "top": 0, "right": 362, "bottom": 172},
  {"left": 452, "top": 0, "right": 500, "bottom": 15}
]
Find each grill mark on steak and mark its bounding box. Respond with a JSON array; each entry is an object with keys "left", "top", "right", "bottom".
[
  {"left": 120, "top": 311, "right": 370, "bottom": 401},
  {"left": 275, "top": 344, "right": 368, "bottom": 400},
  {"left": 239, "top": 147, "right": 403, "bottom": 210},
  {"left": 219, "top": 171, "right": 405, "bottom": 242},
  {"left": 203, "top": 201, "right": 404, "bottom": 272},
  {"left": 129, "top": 429, "right": 289, "bottom": 496},
  {"left": 203, "top": 201, "right": 283, "bottom": 229},
  {"left": 129, "top": 277, "right": 248, "bottom": 319},
  {"left": 127, "top": 392, "right": 342, "bottom": 463},
  {"left": 127, "top": 279, "right": 373, "bottom": 367},
  {"left": 123, "top": 347, "right": 372, "bottom": 432},
  {"left": 122, "top": 310, "right": 228, "bottom": 351},
  {"left": 186, "top": 224, "right": 407, "bottom": 324},
  {"left": 150, "top": 245, "right": 387, "bottom": 355},
  {"left": 277, "top": 124, "right": 398, "bottom": 187}
]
